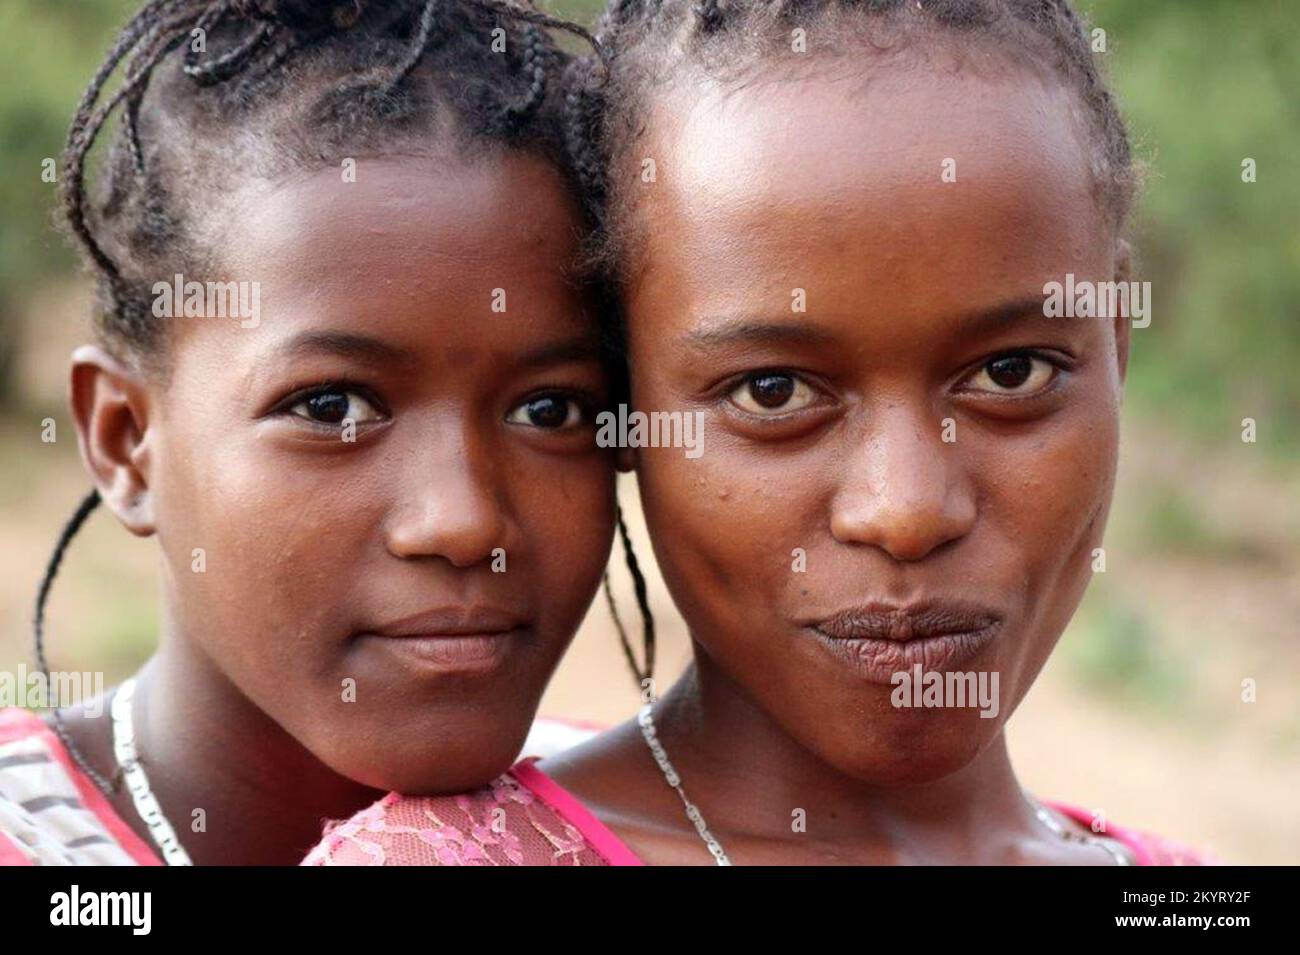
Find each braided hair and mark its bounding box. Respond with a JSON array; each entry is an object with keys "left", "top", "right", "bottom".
[
  {"left": 568, "top": 0, "right": 1136, "bottom": 275},
  {"left": 38, "top": 0, "right": 608, "bottom": 785}
]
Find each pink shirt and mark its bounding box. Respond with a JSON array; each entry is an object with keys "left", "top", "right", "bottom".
[{"left": 302, "top": 757, "right": 1218, "bottom": 866}]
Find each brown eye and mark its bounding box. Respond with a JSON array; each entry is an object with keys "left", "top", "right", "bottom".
[
  {"left": 967, "top": 353, "right": 1056, "bottom": 395},
  {"left": 506, "top": 394, "right": 583, "bottom": 430},
  {"left": 290, "top": 389, "right": 382, "bottom": 424},
  {"left": 988, "top": 355, "right": 1032, "bottom": 388},
  {"left": 729, "top": 372, "right": 816, "bottom": 415}
]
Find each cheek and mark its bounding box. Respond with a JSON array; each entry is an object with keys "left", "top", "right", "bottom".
[
  {"left": 515, "top": 457, "right": 617, "bottom": 621},
  {"left": 987, "top": 401, "right": 1119, "bottom": 571},
  {"left": 149, "top": 409, "right": 382, "bottom": 672},
  {"left": 637, "top": 444, "right": 807, "bottom": 627},
  {"left": 973, "top": 387, "right": 1120, "bottom": 679}
]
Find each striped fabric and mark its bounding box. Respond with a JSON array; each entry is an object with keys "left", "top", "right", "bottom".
[{"left": 0, "top": 709, "right": 153, "bottom": 865}]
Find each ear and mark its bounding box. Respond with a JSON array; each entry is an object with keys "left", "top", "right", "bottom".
[
  {"left": 1112, "top": 239, "right": 1133, "bottom": 386},
  {"left": 69, "top": 345, "right": 158, "bottom": 537}
]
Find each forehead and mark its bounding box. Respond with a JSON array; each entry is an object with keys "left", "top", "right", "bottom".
[
  {"left": 626, "top": 63, "right": 1106, "bottom": 320},
  {"left": 222, "top": 153, "right": 582, "bottom": 293},
  {"left": 160, "top": 153, "right": 595, "bottom": 371}
]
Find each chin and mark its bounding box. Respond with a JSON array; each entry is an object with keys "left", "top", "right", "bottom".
[
  {"left": 822, "top": 716, "right": 1000, "bottom": 786},
  {"left": 321, "top": 729, "right": 523, "bottom": 796},
  {"left": 381, "top": 756, "right": 515, "bottom": 797}
]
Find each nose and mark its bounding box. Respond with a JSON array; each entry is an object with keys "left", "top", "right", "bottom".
[
  {"left": 829, "top": 407, "right": 975, "bottom": 562},
  {"left": 384, "top": 422, "right": 509, "bottom": 568}
]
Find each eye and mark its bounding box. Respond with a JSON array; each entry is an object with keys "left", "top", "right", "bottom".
[
  {"left": 965, "top": 353, "right": 1057, "bottom": 396},
  {"left": 506, "top": 394, "right": 585, "bottom": 430},
  {"left": 728, "top": 372, "right": 817, "bottom": 415},
  {"left": 288, "top": 388, "right": 383, "bottom": 425}
]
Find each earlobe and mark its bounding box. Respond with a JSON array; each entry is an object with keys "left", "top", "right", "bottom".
[
  {"left": 1112, "top": 239, "right": 1133, "bottom": 386},
  {"left": 69, "top": 345, "right": 157, "bottom": 537}
]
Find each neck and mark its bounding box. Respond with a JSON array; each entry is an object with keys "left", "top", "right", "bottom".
[
  {"left": 655, "top": 652, "right": 1038, "bottom": 863},
  {"left": 120, "top": 639, "right": 381, "bottom": 866}
]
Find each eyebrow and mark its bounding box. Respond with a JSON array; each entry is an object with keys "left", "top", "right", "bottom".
[
  {"left": 273, "top": 330, "right": 410, "bottom": 365},
  {"left": 684, "top": 296, "right": 1054, "bottom": 349},
  {"left": 684, "top": 318, "right": 839, "bottom": 349},
  {"left": 511, "top": 336, "right": 604, "bottom": 370},
  {"left": 949, "top": 296, "right": 1055, "bottom": 337}
]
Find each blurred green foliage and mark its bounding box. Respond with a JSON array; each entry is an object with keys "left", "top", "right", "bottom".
[
  {"left": 1084, "top": 0, "right": 1300, "bottom": 452},
  {"left": 0, "top": 0, "right": 131, "bottom": 393},
  {"left": 1, "top": 0, "right": 1295, "bottom": 447}
]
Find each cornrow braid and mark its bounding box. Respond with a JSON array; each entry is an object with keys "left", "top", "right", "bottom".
[
  {"left": 570, "top": 0, "right": 1136, "bottom": 274},
  {"left": 59, "top": 0, "right": 598, "bottom": 355},
  {"left": 383, "top": 0, "right": 441, "bottom": 90},
  {"left": 502, "top": 22, "right": 549, "bottom": 130}
]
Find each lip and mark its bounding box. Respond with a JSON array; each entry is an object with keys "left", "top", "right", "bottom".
[
  {"left": 805, "top": 600, "right": 1003, "bottom": 685},
  {"left": 357, "top": 607, "right": 530, "bottom": 674}
]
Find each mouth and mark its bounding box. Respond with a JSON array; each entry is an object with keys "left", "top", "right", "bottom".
[
  {"left": 805, "top": 600, "right": 1003, "bottom": 685},
  {"left": 357, "top": 607, "right": 531, "bottom": 675}
]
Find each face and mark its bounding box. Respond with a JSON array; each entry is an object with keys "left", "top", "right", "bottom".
[
  {"left": 143, "top": 155, "right": 614, "bottom": 793},
  {"left": 623, "top": 61, "right": 1130, "bottom": 783}
]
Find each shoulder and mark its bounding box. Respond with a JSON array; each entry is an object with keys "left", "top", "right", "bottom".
[
  {"left": 520, "top": 714, "right": 601, "bottom": 760},
  {"left": 0, "top": 708, "right": 153, "bottom": 865},
  {"left": 302, "top": 765, "right": 617, "bottom": 866},
  {"left": 1046, "top": 799, "right": 1221, "bottom": 866}
]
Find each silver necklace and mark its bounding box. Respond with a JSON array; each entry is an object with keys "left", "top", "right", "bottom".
[
  {"left": 639, "top": 703, "right": 1129, "bottom": 866},
  {"left": 637, "top": 704, "right": 731, "bottom": 865},
  {"left": 111, "top": 677, "right": 193, "bottom": 866}
]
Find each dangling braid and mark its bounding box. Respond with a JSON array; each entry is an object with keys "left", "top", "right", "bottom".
[
  {"left": 613, "top": 504, "right": 656, "bottom": 684},
  {"left": 32, "top": 490, "right": 116, "bottom": 796}
]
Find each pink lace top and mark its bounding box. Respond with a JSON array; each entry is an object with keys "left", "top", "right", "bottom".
[
  {"left": 302, "top": 759, "right": 1217, "bottom": 866},
  {"left": 303, "top": 760, "right": 640, "bottom": 866}
]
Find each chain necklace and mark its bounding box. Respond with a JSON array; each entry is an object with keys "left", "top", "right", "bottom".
[
  {"left": 111, "top": 677, "right": 193, "bottom": 866},
  {"left": 636, "top": 704, "right": 731, "bottom": 865},
  {"left": 639, "top": 703, "right": 1129, "bottom": 866}
]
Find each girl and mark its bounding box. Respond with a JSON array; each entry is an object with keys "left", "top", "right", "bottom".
[
  {"left": 304, "top": 0, "right": 1216, "bottom": 865},
  {"left": 0, "top": 0, "right": 621, "bottom": 866}
]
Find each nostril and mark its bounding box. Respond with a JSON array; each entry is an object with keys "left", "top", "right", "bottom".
[{"left": 829, "top": 491, "right": 974, "bottom": 562}]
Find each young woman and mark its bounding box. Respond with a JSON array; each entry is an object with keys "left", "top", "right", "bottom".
[
  {"left": 304, "top": 0, "right": 1216, "bottom": 865},
  {"left": 0, "top": 0, "right": 620, "bottom": 866}
]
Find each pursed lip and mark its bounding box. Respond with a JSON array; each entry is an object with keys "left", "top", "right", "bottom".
[{"left": 804, "top": 599, "right": 1003, "bottom": 684}]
